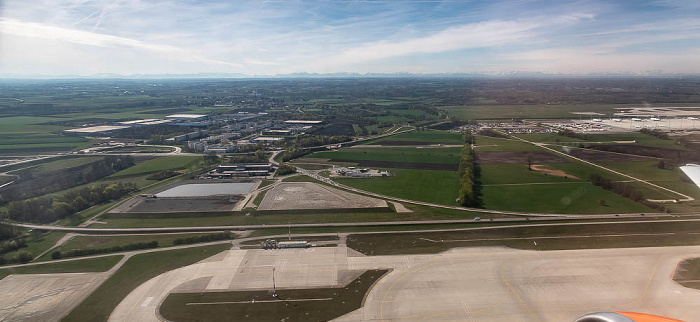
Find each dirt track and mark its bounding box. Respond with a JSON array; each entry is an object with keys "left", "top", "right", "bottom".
[{"left": 531, "top": 165, "right": 580, "bottom": 179}]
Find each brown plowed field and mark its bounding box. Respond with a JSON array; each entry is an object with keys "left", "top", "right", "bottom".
[
  {"left": 587, "top": 145, "right": 678, "bottom": 158},
  {"left": 475, "top": 151, "right": 569, "bottom": 164},
  {"left": 329, "top": 159, "right": 458, "bottom": 171},
  {"left": 568, "top": 149, "right": 655, "bottom": 162}
]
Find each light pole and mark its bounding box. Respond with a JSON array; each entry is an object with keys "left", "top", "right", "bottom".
[{"left": 272, "top": 266, "right": 277, "bottom": 297}]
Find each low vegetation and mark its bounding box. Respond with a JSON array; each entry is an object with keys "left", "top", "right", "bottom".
[
  {"left": 0, "top": 155, "right": 134, "bottom": 204},
  {"left": 145, "top": 170, "right": 180, "bottom": 181},
  {"left": 589, "top": 174, "right": 665, "bottom": 211},
  {"left": 172, "top": 232, "right": 232, "bottom": 245},
  {"left": 63, "top": 243, "right": 231, "bottom": 322},
  {"left": 276, "top": 163, "right": 297, "bottom": 176},
  {"left": 457, "top": 130, "right": 481, "bottom": 207},
  {"left": 160, "top": 269, "right": 389, "bottom": 322},
  {"left": 639, "top": 128, "right": 670, "bottom": 140},
  {"left": 6, "top": 182, "right": 137, "bottom": 223},
  {"left": 52, "top": 241, "right": 159, "bottom": 259},
  {"left": 0, "top": 255, "right": 123, "bottom": 280},
  {"left": 347, "top": 220, "right": 700, "bottom": 256},
  {"left": 108, "top": 156, "right": 200, "bottom": 178}
]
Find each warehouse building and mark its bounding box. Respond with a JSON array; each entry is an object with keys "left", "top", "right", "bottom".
[{"left": 208, "top": 163, "right": 273, "bottom": 178}]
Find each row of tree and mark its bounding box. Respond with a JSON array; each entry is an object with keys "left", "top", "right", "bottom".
[
  {"left": 0, "top": 251, "right": 33, "bottom": 265},
  {"left": 6, "top": 182, "right": 138, "bottom": 223},
  {"left": 589, "top": 174, "right": 665, "bottom": 211},
  {"left": 279, "top": 148, "right": 309, "bottom": 162},
  {"left": 172, "top": 232, "right": 232, "bottom": 245},
  {"left": 52, "top": 240, "right": 159, "bottom": 259},
  {"left": 557, "top": 129, "right": 588, "bottom": 140},
  {"left": 457, "top": 130, "right": 481, "bottom": 207},
  {"left": 640, "top": 128, "right": 670, "bottom": 140},
  {"left": 283, "top": 135, "right": 351, "bottom": 149},
  {"left": 276, "top": 163, "right": 297, "bottom": 176}
]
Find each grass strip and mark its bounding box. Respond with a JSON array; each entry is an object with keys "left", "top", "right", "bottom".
[
  {"left": 0, "top": 255, "right": 122, "bottom": 280},
  {"left": 63, "top": 243, "right": 231, "bottom": 322},
  {"left": 160, "top": 269, "right": 388, "bottom": 322}
]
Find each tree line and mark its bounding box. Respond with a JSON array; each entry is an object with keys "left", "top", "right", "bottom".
[
  {"left": 276, "top": 163, "right": 297, "bottom": 176},
  {"left": 172, "top": 232, "right": 232, "bottom": 245},
  {"left": 640, "top": 128, "right": 670, "bottom": 140},
  {"left": 283, "top": 135, "right": 351, "bottom": 149},
  {"left": 6, "top": 182, "right": 138, "bottom": 223},
  {"left": 457, "top": 130, "right": 481, "bottom": 207},
  {"left": 52, "top": 240, "right": 159, "bottom": 259},
  {"left": 0, "top": 155, "right": 134, "bottom": 204}
]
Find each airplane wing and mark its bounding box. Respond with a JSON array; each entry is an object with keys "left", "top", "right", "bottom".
[
  {"left": 576, "top": 311, "right": 683, "bottom": 322},
  {"left": 680, "top": 164, "right": 700, "bottom": 189}
]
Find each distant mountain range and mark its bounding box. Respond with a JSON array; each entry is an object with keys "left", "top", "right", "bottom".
[{"left": 1, "top": 71, "right": 699, "bottom": 79}]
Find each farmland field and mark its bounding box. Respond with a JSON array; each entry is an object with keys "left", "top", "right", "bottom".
[
  {"left": 597, "top": 161, "right": 684, "bottom": 181},
  {"left": 481, "top": 183, "right": 656, "bottom": 214},
  {"left": 108, "top": 156, "right": 201, "bottom": 178},
  {"left": 365, "top": 130, "right": 463, "bottom": 145},
  {"left": 33, "top": 156, "right": 103, "bottom": 173},
  {"left": 308, "top": 147, "right": 461, "bottom": 164},
  {"left": 335, "top": 169, "right": 459, "bottom": 205},
  {"left": 480, "top": 164, "right": 581, "bottom": 185}
]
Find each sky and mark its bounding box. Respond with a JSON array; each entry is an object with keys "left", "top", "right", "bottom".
[{"left": 0, "top": 0, "right": 699, "bottom": 77}]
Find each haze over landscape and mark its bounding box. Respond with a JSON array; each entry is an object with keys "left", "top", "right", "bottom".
[
  {"left": 1, "top": 0, "right": 699, "bottom": 77},
  {"left": 2, "top": 1, "right": 700, "bottom": 322}
]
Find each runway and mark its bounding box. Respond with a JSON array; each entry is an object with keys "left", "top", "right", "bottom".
[{"left": 110, "top": 244, "right": 700, "bottom": 321}]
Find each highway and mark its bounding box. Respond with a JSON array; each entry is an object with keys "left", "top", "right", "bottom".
[{"left": 10, "top": 213, "right": 700, "bottom": 235}]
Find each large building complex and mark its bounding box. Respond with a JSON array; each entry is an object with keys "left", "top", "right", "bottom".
[{"left": 208, "top": 163, "right": 273, "bottom": 178}]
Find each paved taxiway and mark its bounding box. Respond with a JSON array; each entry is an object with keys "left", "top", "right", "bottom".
[{"left": 110, "top": 244, "right": 700, "bottom": 321}]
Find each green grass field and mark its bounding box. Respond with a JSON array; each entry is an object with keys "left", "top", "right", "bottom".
[
  {"left": 585, "top": 133, "right": 685, "bottom": 150},
  {"left": 347, "top": 220, "right": 700, "bottom": 256},
  {"left": 597, "top": 161, "right": 682, "bottom": 181},
  {"left": 160, "top": 270, "right": 388, "bottom": 322},
  {"left": 365, "top": 130, "right": 463, "bottom": 145},
  {"left": 0, "top": 255, "right": 122, "bottom": 280},
  {"left": 480, "top": 164, "right": 582, "bottom": 185},
  {"left": 336, "top": 169, "right": 459, "bottom": 205},
  {"left": 63, "top": 244, "right": 231, "bottom": 322},
  {"left": 34, "top": 156, "right": 102, "bottom": 173},
  {"left": 95, "top": 209, "right": 462, "bottom": 228},
  {"left": 481, "top": 183, "right": 655, "bottom": 214},
  {"left": 309, "top": 147, "right": 461, "bottom": 164},
  {"left": 108, "top": 156, "right": 200, "bottom": 178},
  {"left": 55, "top": 233, "right": 228, "bottom": 254},
  {"left": 512, "top": 132, "right": 683, "bottom": 150}
]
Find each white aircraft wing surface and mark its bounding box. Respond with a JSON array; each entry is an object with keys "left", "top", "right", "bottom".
[{"left": 680, "top": 164, "right": 700, "bottom": 189}]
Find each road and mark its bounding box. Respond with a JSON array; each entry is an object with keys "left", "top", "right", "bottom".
[
  {"left": 10, "top": 215, "right": 700, "bottom": 235},
  {"left": 5, "top": 218, "right": 700, "bottom": 321},
  {"left": 297, "top": 167, "right": 689, "bottom": 218}
]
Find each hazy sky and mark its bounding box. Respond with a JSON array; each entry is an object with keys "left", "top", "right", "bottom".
[{"left": 1, "top": 0, "right": 699, "bottom": 76}]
